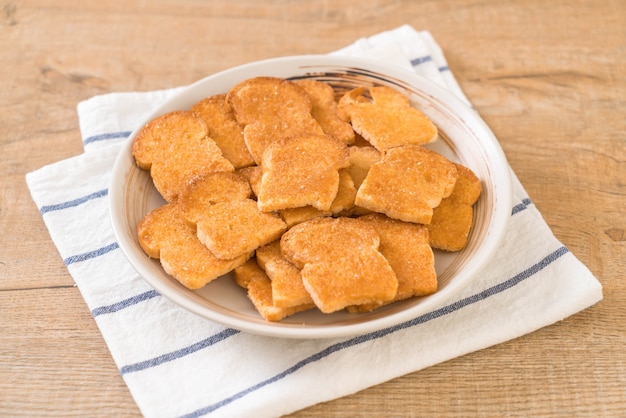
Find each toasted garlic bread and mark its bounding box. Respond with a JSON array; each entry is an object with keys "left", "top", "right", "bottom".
[
  {"left": 355, "top": 145, "right": 458, "bottom": 224},
  {"left": 349, "top": 214, "right": 437, "bottom": 312},
  {"left": 346, "top": 145, "right": 383, "bottom": 190},
  {"left": 279, "top": 206, "right": 331, "bottom": 229},
  {"left": 191, "top": 94, "right": 255, "bottom": 169},
  {"left": 277, "top": 168, "right": 355, "bottom": 226},
  {"left": 328, "top": 168, "right": 357, "bottom": 215},
  {"left": 336, "top": 86, "right": 368, "bottom": 122},
  {"left": 428, "top": 163, "right": 482, "bottom": 251},
  {"left": 236, "top": 162, "right": 341, "bottom": 228},
  {"left": 236, "top": 165, "right": 263, "bottom": 198},
  {"left": 257, "top": 134, "right": 350, "bottom": 212},
  {"left": 137, "top": 203, "right": 250, "bottom": 289},
  {"left": 178, "top": 172, "right": 286, "bottom": 260},
  {"left": 198, "top": 199, "right": 286, "bottom": 260},
  {"left": 294, "top": 78, "right": 355, "bottom": 144},
  {"left": 256, "top": 241, "right": 314, "bottom": 308},
  {"left": 132, "top": 110, "right": 234, "bottom": 202},
  {"left": 338, "top": 86, "right": 438, "bottom": 151},
  {"left": 233, "top": 259, "right": 314, "bottom": 321},
  {"left": 280, "top": 217, "right": 398, "bottom": 313},
  {"left": 226, "top": 77, "right": 324, "bottom": 164},
  {"left": 178, "top": 171, "right": 252, "bottom": 225}
]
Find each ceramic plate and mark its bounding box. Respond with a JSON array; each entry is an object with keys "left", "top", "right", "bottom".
[{"left": 110, "top": 55, "right": 512, "bottom": 339}]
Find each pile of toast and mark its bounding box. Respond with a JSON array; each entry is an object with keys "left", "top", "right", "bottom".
[{"left": 133, "top": 76, "right": 481, "bottom": 321}]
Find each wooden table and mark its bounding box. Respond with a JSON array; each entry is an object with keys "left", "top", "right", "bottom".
[{"left": 2, "top": 1, "right": 624, "bottom": 416}]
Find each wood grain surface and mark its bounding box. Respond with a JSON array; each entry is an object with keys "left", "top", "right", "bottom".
[{"left": 1, "top": 1, "right": 624, "bottom": 416}]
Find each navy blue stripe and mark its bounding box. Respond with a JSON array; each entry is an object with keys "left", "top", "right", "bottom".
[
  {"left": 83, "top": 131, "right": 132, "bottom": 146},
  {"left": 64, "top": 242, "right": 119, "bottom": 265},
  {"left": 438, "top": 65, "right": 449, "bottom": 72},
  {"left": 120, "top": 328, "right": 240, "bottom": 375},
  {"left": 40, "top": 189, "right": 108, "bottom": 215},
  {"left": 92, "top": 290, "right": 160, "bottom": 317},
  {"left": 512, "top": 198, "right": 533, "bottom": 215},
  {"left": 180, "top": 246, "right": 569, "bottom": 418},
  {"left": 410, "top": 55, "right": 432, "bottom": 66}
]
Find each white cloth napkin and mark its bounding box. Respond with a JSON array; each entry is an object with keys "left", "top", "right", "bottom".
[{"left": 26, "top": 25, "right": 602, "bottom": 418}]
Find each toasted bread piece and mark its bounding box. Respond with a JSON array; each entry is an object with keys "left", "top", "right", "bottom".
[
  {"left": 277, "top": 168, "right": 355, "bottom": 225},
  {"left": 355, "top": 145, "right": 458, "bottom": 224},
  {"left": 279, "top": 206, "right": 331, "bottom": 229},
  {"left": 178, "top": 171, "right": 252, "bottom": 225},
  {"left": 137, "top": 203, "right": 250, "bottom": 289},
  {"left": 350, "top": 214, "right": 437, "bottom": 312},
  {"left": 328, "top": 168, "right": 357, "bottom": 214},
  {"left": 338, "top": 86, "right": 438, "bottom": 151},
  {"left": 336, "top": 87, "right": 368, "bottom": 122},
  {"left": 191, "top": 94, "right": 255, "bottom": 169},
  {"left": 236, "top": 165, "right": 263, "bottom": 198},
  {"left": 340, "top": 145, "right": 383, "bottom": 216},
  {"left": 179, "top": 172, "right": 286, "bottom": 259},
  {"left": 233, "top": 259, "right": 314, "bottom": 321},
  {"left": 198, "top": 199, "right": 286, "bottom": 260},
  {"left": 226, "top": 77, "right": 324, "bottom": 164},
  {"left": 280, "top": 217, "right": 398, "bottom": 313},
  {"left": 239, "top": 166, "right": 331, "bottom": 228},
  {"left": 346, "top": 145, "right": 383, "bottom": 190},
  {"left": 232, "top": 257, "right": 258, "bottom": 289},
  {"left": 428, "top": 163, "right": 482, "bottom": 251},
  {"left": 294, "top": 79, "right": 355, "bottom": 144},
  {"left": 257, "top": 134, "right": 350, "bottom": 212},
  {"left": 256, "top": 241, "right": 314, "bottom": 308},
  {"left": 132, "top": 110, "right": 234, "bottom": 202},
  {"left": 236, "top": 163, "right": 351, "bottom": 217}
]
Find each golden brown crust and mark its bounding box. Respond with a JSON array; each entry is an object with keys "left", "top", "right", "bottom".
[
  {"left": 276, "top": 168, "right": 355, "bottom": 225},
  {"left": 280, "top": 217, "right": 398, "bottom": 313},
  {"left": 196, "top": 199, "right": 287, "bottom": 260},
  {"left": 257, "top": 134, "right": 350, "bottom": 212},
  {"left": 256, "top": 241, "right": 314, "bottom": 308},
  {"left": 132, "top": 110, "right": 234, "bottom": 202},
  {"left": 294, "top": 79, "right": 355, "bottom": 144},
  {"left": 191, "top": 94, "right": 255, "bottom": 169},
  {"left": 355, "top": 145, "right": 458, "bottom": 224},
  {"left": 232, "top": 257, "right": 259, "bottom": 289},
  {"left": 178, "top": 171, "right": 251, "bottom": 225},
  {"left": 346, "top": 145, "right": 383, "bottom": 190},
  {"left": 351, "top": 214, "right": 437, "bottom": 312},
  {"left": 233, "top": 259, "right": 314, "bottom": 321},
  {"left": 178, "top": 173, "right": 286, "bottom": 260},
  {"left": 336, "top": 87, "right": 368, "bottom": 122},
  {"left": 226, "top": 77, "right": 324, "bottom": 164},
  {"left": 428, "top": 163, "right": 482, "bottom": 251},
  {"left": 279, "top": 206, "right": 331, "bottom": 229},
  {"left": 338, "top": 86, "right": 438, "bottom": 151},
  {"left": 137, "top": 203, "right": 251, "bottom": 289},
  {"left": 328, "top": 168, "right": 357, "bottom": 215},
  {"left": 236, "top": 165, "right": 263, "bottom": 198}
]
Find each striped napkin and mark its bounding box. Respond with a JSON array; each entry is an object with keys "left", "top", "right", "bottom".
[{"left": 26, "top": 25, "right": 602, "bottom": 418}]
